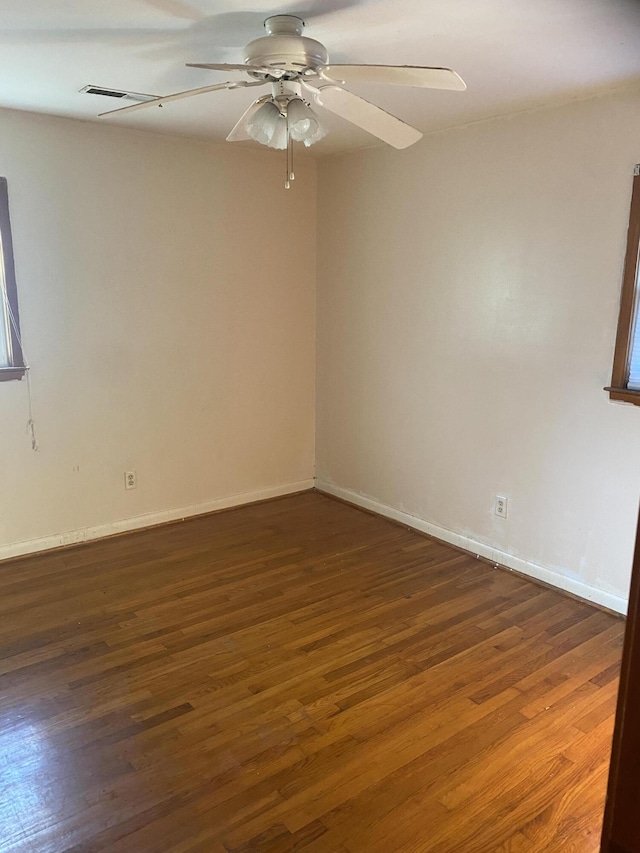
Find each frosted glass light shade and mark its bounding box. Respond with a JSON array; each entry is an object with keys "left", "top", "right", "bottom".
[
  {"left": 246, "top": 100, "right": 281, "bottom": 145},
  {"left": 267, "top": 115, "right": 288, "bottom": 150},
  {"left": 303, "top": 121, "right": 328, "bottom": 147},
  {"left": 287, "top": 97, "right": 320, "bottom": 142}
]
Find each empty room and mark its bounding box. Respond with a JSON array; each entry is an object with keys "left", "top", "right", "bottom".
[{"left": 1, "top": 1, "right": 640, "bottom": 851}]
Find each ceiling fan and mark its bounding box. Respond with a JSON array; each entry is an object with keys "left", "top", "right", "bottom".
[{"left": 100, "top": 14, "right": 466, "bottom": 187}]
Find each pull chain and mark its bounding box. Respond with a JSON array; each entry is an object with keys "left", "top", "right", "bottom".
[
  {"left": 285, "top": 112, "right": 291, "bottom": 189},
  {"left": 284, "top": 102, "right": 295, "bottom": 189},
  {"left": 290, "top": 134, "right": 295, "bottom": 184}
]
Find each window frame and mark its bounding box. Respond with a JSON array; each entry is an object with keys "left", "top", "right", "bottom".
[
  {"left": 0, "top": 177, "right": 25, "bottom": 382},
  {"left": 608, "top": 167, "right": 640, "bottom": 405}
]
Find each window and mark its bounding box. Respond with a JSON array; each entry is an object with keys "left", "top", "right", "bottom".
[
  {"left": 608, "top": 166, "right": 640, "bottom": 405},
  {"left": 0, "top": 177, "right": 25, "bottom": 382}
]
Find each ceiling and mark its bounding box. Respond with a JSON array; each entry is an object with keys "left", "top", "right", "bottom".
[{"left": 0, "top": 0, "right": 639, "bottom": 154}]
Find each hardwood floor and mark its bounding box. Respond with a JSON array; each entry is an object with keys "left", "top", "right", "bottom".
[{"left": 0, "top": 491, "right": 624, "bottom": 853}]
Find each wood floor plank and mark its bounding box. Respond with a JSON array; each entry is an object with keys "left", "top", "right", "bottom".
[{"left": 0, "top": 491, "right": 624, "bottom": 852}]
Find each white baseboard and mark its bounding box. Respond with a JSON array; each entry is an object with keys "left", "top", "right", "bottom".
[
  {"left": 316, "top": 480, "right": 627, "bottom": 615},
  {"left": 0, "top": 479, "right": 314, "bottom": 562}
]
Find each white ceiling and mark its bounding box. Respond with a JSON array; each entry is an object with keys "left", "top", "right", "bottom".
[{"left": 0, "top": 0, "right": 639, "bottom": 154}]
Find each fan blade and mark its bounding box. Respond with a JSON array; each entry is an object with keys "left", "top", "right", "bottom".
[
  {"left": 306, "top": 84, "right": 422, "bottom": 149},
  {"left": 319, "top": 65, "right": 466, "bottom": 91},
  {"left": 226, "top": 97, "right": 270, "bottom": 142},
  {"left": 187, "top": 62, "right": 285, "bottom": 78},
  {"left": 99, "top": 79, "right": 265, "bottom": 117}
]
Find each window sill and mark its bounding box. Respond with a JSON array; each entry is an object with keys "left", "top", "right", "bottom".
[
  {"left": 0, "top": 366, "right": 26, "bottom": 382},
  {"left": 605, "top": 386, "right": 640, "bottom": 406}
]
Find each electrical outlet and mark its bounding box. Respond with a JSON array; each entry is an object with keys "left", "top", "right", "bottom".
[
  {"left": 124, "top": 470, "right": 137, "bottom": 490},
  {"left": 495, "top": 495, "right": 508, "bottom": 518}
]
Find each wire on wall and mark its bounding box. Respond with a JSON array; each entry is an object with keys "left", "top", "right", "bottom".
[{"left": 4, "top": 291, "right": 38, "bottom": 451}]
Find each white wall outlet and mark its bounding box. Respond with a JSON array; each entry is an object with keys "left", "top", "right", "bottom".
[
  {"left": 495, "top": 495, "right": 508, "bottom": 518},
  {"left": 124, "top": 470, "right": 137, "bottom": 490}
]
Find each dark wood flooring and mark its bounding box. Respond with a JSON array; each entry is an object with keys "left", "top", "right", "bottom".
[{"left": 0, "top": 491, "right": 624, "bottom": 852}]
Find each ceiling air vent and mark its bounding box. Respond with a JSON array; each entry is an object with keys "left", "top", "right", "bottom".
[{"left": 80, "top": 85, "right": 157, "bottom": 103}]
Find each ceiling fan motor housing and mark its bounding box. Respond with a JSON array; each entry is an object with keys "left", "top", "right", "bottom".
[{"left": 243, "top": 15, "right": 329, "bottom": 78}]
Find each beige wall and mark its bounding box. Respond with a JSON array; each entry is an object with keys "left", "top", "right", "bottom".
[
  {"left": 0, "top": 108, "right": 316, "bottom": 555},
  {"left": 316, "top": 89, "right": 640, "bottom": 612}
]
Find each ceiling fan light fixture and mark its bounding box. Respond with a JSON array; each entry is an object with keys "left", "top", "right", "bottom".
[
  {"left": 286, "top": 97, "right": 320, "bottom": 143},
  {"left": 244, "top": 95, "right": 325, "bottom": 155},
  {"left": 302, "top": 120, "right": 327, "bottom": 147},
  {"left": 246, "top": 99, "right": 282, "bottom": 146},
  {"left": 267, "top": 114, "right": 289, "bottom": 150}
]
